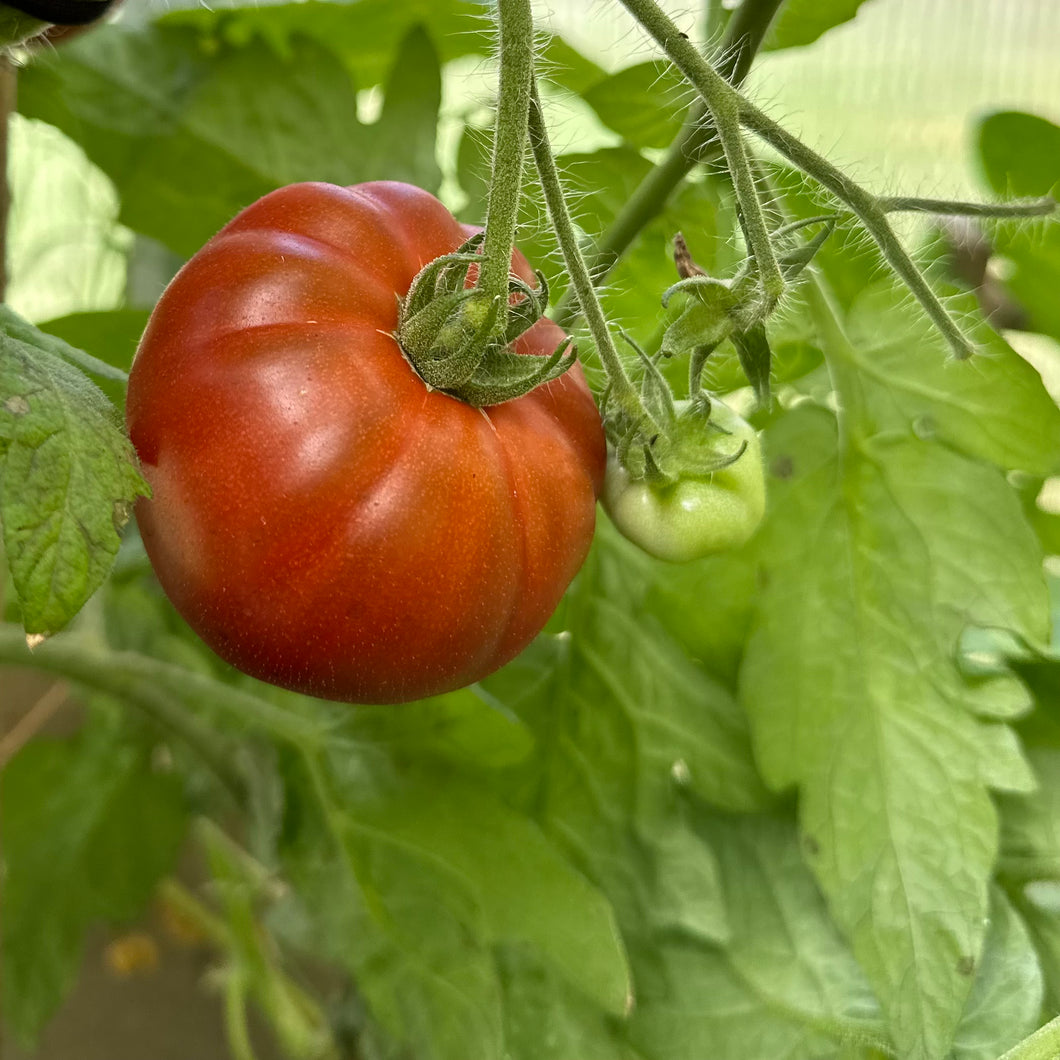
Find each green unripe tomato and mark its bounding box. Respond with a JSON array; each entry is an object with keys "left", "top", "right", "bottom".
[{"left": 603, "top": 401, "right": 766, "bottom": 563}]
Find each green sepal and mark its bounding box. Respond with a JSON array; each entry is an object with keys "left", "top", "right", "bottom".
[
  {"left": 402, "top": 232, "right": 486, "bottom": 319},
  {"left": 614, "top": 394, "right": 752, "bottom": 486},
  {"left": 400, "top": 289, "right": 503, "bottom": 390},
  {"left": 773, "top": 214, "right": 836, "bottom": 282},
  {"left": 660, "top": 277, "right": 737, "bottom": 359},
  {"left": 633, "top": 344, "right": 677, "bottom": 434},
  {"left": 641, "top": 440, "right": 673, "bottom": 486},
  {"left": 689, "top": 339, "right": 722, "bottom": 397},
  {"left": 730, "top": 323, "right": 772, "bottom": 409},
  {"left": 503, "top": 271, "right": 550, "bottom": 346},
  {"left": 446, "top": 337, "right": 577, "bottom": 407},
  {"left": 398, "top": 245, "right": 571, "bottom": 407}
]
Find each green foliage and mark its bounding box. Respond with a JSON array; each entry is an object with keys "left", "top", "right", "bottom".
[
  {"left": 0, "top": 307, "right": 146, "bottom": 633},
  {"left": 581, "top": 61, "right": 688, "bottom": 149},
  {"left": 765, "top": 0, "right": 878, "bottom": 50},
  {"left": 2, "top": 6, "right": 1060, "bottom": 1060},
  {"left": 744, "top": 404, "right": 1042, "bottom": 1060},
  {"left": 39, "top": 309, "right": 151, "bottom": 407},
  {"left": 18, "top": 20, "right": 442, "bottom": 256},
  {"left": 1, "top": 727, "right": 187, "bottom": 1044},
  {"left": 977, "top": 110, "right": 1060, "bottom": 345}
]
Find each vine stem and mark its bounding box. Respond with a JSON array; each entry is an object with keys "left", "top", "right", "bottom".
[
  {"left": 478, "top": 0, "right": 535, "bottom": 319},
  {"left": 527, "top": 76, "right": 643, "bottom": 422},
  {"left": 614, "top": 0, "right": 783, "bottom": 305},
  {"left": 997, "top": 1016, "right": 1060, "bottom": 1060},
  {"left": 553, "top": 0, "right": 786, "bottom": 326},
  {"left": 879, "top": 194, "right": 1056, "bottom": 218},
  {"left": 709, "top": 90, "right": 785, "bottom": 306},
  {"left": 0, "top": 629, "right": 248, "bottom": 802},
  {"left": 158, "top": 877, "right": 338, "bottom": 1060},
  {"left": 0, "top": 623, "right": 323, "bottom": 750},
  {"left": 618, "top": 0, "right": 978, "bottom": 360}
]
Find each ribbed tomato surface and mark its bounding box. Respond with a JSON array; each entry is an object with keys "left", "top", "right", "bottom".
[{"left": 126, "top": 181, "right": 605, "bottom": 703}]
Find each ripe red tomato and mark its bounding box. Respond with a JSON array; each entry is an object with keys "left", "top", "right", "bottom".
[{"left": 126, "top": 182, "right": 606, "bottom": 704}]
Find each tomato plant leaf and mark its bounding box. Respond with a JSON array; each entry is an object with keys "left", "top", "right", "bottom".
[
  {"left": 976, "top": 110, "right": 1060, "bottom": 345},
  {"left": 1, "top": 731, "right": 186, "bottom": 1045},
  {"left": 38, "top": 309, "right": 151, "bottom": 409},
  {"left": 978, "top": 110, "right": 1060, "bottom": 199},
  {"left": 350, "top": 771, "right": 632, "bottom": 1017},
  {"left": 1016, "top": 890, "right": 1060, "bottom": 1018},
  {"left": 476, "top": 527, "right": 774, "bottom": 1028},
  {"left": 742, "top": 405, "right": 1047, "bottom": 1060},
  {"left": 160, "top": 0, "right": 487, "bottom": 89},
  {"left": 580, "top": 61, "right": 687, "bottom": 150},
  {"left": 539, "top": 34, "right": 608, "bottom": 96},
  {"left": 498, "top": 949, "right": 645, "bottom": 1060},
  {"left": 1000, "top": 747, "right": 1060, "bottom": 882},
  {"left": 18, "top": 21, "right": 442, "bottom": 257},
  {"left": 730, "top": 323, "right": 772, "bottom": 407},
  {"left": 0, "top": 307, "right": 147, "bottom": 635},
  {"left": 629, "top": 813, "right": 883, "bottom": 1059},
  {"left": 950, "top": 889, "right": 1043, "bottom": 1060},
  {"left": 845, "top": 281, "right": 1060, "bottom": 476},
  {"left": 278, "top": 749, "right": 630, "bottom": 1060},
  {"left": 361, "top": 25, "right": 443, "bottom": 190},
  {"left": 279, "top": 752, "right": 503, "bottom": 1060},
  {"left": 764, "top": 0, "right": 877, "bottom": 51}
]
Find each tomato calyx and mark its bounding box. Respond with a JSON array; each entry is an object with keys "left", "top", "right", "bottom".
[
  {"left": 396, "top": 233, "right": 577, "bottom": 406},
  {"left": 606, "top": 368, "right": 748, "bottom": 489},
  {"left": 661, "top": 219, "right": 836, "bottom": 407},
  {"left": 602, "top": 394, "right": 766, "bottom": 563},
  {"left": 599, "top": 324, "right": 765, "bottom": 561}
]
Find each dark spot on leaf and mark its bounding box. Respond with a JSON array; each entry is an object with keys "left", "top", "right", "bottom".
[
  {"left": 770, "top": 454, "right": 794, "bottom": 479},
  {"left": 912, "top": 415, "right": 936, "bottom": 440},
  {"left": 957, "top": 955, "right": 975, "bottom": 976},
  {"left": 803, "top": 834, "right": 820, "bottom": 857},
  {"left": 4, "top": 395, "right": 30, "bottom": 416}
]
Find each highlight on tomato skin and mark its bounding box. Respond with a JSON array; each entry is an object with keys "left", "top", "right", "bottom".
[{"left": 125, "top": 181, "right": 606, "bottom": 705}]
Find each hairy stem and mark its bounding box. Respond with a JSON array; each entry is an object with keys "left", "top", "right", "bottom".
[
  {"left": 0, "top": 624, "right": 323, "bottom": 749},
  {"left": 620, "top": 0, "right": 976, "bottom": 358},
  {"left": 709, "top": 92, "right": 785, "bottom": 303},
  {"left": 735, "top": 106, "right": 975, "bottom": 357},
  {"left": 479, "top": 0, "right": 535, "bottom": 318},
  {"left": 620, "top": 0, "right": 785, "bottom": 302},
  {"left": 528, "top": 77, "right": 643, "bottom": 422},
  {"left": 554, "top": 0, "right": 785, "bottom": 325},
  {"left": 879, "top": 194, "right": 1056, "bottom": 218},
  {"left": 525, "top": 75, "right": 640, "bottom": 417}
]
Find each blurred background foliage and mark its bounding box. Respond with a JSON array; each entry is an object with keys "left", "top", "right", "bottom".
[{"left": 5, "top": 2, "right": 1060, "bottom": 1059}]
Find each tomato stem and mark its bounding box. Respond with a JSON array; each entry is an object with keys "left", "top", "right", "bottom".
[
  {"left": 878, "top": 194, "right": 1057, "bottom": 218},
  {"left": 619, "top": 0, "right": 979, "bottom": 358},
  {"left": 0, "top": 621, "right": 325, "bottom": 751},
  {"left": 478, "top": 0, "right": 535, "bottom": 325},
  {"left": 527, "top": 77, "right": 644, "bottom": 424},
  {"left": 552, "top": 0, "right": 786, "bottom": 327},
  {"left": 618, "top": 0, "right": 784, "bottom": 312}
]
